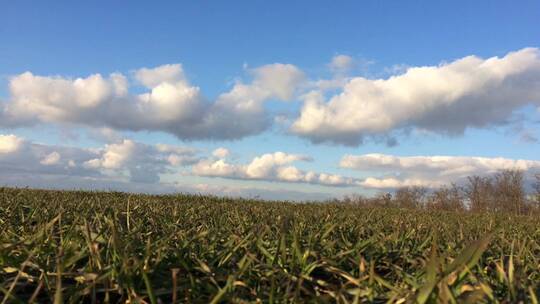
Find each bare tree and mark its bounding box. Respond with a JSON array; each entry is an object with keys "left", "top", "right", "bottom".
[
  {"left": 492, "top": 170, "right": 526, "bottom": 215},
  {"left": 394, "top": 186, "right": 427, "bottom": 209},
  {"left": 464, "top": 175, "right": 493, "bottom": 212},
  {"left": 427, "top": 184, "right": 464, "bottom": 212},
  {"left": 336, "top": 170, "right": 533, "bottom": 215},
  {"left": 375, "top": 192, "right": 393, "bottom": 207},
  {"left": 343, "top": 193, "right": 369, "bottom": 206},
  {"left": 532, "top": 173, "right": 540, "bottom": 211}
]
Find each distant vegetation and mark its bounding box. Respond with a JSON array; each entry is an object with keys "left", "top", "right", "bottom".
[
  {"left": 339, "top": 170, "right": 540, "bottom": 215},
  {"left": 1, "top": 171, "right": 539, "bottom": 303}
]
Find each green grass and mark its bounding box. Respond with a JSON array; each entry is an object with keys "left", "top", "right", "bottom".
[{"left": 1, "top": 187, "right": 539, "bottom": 303}]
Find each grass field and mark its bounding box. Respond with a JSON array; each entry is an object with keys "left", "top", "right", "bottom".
[{"left": 1, "top": 187, "right": 539, "bottom": 303}]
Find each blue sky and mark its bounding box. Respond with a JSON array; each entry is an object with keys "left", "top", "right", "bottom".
[{"left": 1, "top": 1, "right": 539, "bottom": 199}]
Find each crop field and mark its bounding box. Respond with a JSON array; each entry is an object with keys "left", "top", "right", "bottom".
[{"left": 1, "top": 187, "right": 539, "bottom": 303}]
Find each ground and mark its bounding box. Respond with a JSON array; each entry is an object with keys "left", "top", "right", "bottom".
[{"left": 1, "top": 187, "right": 539, "bottom": 303}]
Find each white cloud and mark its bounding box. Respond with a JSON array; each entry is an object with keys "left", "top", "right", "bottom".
[
  {"left": 0, "top": 134, "right": 23, "bottom": 154},
  {"left": 198, "top": 63, "right": 305, "bottom": 139},
  {"left": 87, "top": 127, "right": 123, "bottom": 143},
  {"left": 193, "top": 151, "right": 358, "bottom": 187},
  {"left": 40, "top": 151, "right": 61, "bottom": 166},
  {"left": 245, "top": 152, "right": 311, "bottom": 178},
  {"left": 134, "top": 63, "right": 186, "bottom": 88},
  {"left": 0, "top": 63, "right": 305, "bottom": 140},
  {"left": 212, "top": 147, "right": 230, "bottom": 159},
  {"left": 0, "top": 135, "right": 101, "bottom": 179},
  {"left": 329, "top": 54, "right": 354, "bottom": 74},
  {"left": 3, "top": 72, "right": 123, "bottom": 124},
  {"left": 340, "top": 153, "right": 540, "bottom": 189},
  {"left": 292, "top": 48, "right": 540, "bottom": 145},
  {"left": 3, "top": 48, "right": 539, "bottom": 146},
  {"left": 84, "top": 139, "right": 199, "bottom": 183},
  {"left": 249, "top": 63, "right": 305, "bottom": 100},
  {"left": 84, "top": 140, "right": 136, "bottom": 169},
  {"left": 192, "top": 159, "right": 239, "bottom": 177},
  {"left": 0, "top": 134, "right": 199, "bottom": 185},
  {"left": 0, "top": 133, "right": 344, "bottom": 199},
  {"left": 360, "top": 177, "right": 445, "bottom": 189}
]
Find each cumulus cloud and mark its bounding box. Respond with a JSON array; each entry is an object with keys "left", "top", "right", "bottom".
[
  {"left": 341, "top": 153, "right": 540, "bottom": 189},
  {"left": 84, "top": 139, "right": 199, "bottom": 183},
  {"left": 87, "top": 127, "right": 123, "bottom": 143},
  {"left": 0, "top": 134, "right": 24, "bottom": 154},
  {"left": 3, "top": 48, "right": 539, "bottom": 146},
  {"left": 0, "top": 63, "right": 305, "bottom": 140},
  {"left": 40, "top": 151, "right": 61, "bottom": 166},
  {"left": 134, "top": 64, "right": 186, "bottom": 88},
  {"left": 0, "top": 134, "right": 199, "bottom": 185},
  {"left": 0, "top": 135, "right": 101, "bottom": 178},
  {"left": 292, "top": 48, "right": 540, "bottom": 145},
  {"left": 193, "top": 151, "right": 358, "bottom": 186},
  {"left": 2, "top": 133, "right": 354, "bottom": 192},
  {"left": 249, "top": 63, "right": 305, "bottom": 100},
  {"left": 0, "top": 133, "right": 357, "bottom": 199},
  {"left": 212, "top": 147, "right": 230, "bottom": 159}
]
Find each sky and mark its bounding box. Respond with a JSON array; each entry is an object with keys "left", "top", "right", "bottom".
[{"left": 1, "top": 0, "right": 539, "bottom": 200}]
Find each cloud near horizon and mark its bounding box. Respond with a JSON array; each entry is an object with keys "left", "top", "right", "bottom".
[
  {"left": 341, "top": 153, "right": 540, "bottom": 189},
  {"left": 0, "top": 135, "right": 334, "bottom": 200},
  {"left": 193, "top": 149, "right": 360, "bottom": 187},
  {"left": 0, "top": 134, "right": 200, "bottom": 184},
  {"left": 0, "top": 134, "right": 359, "bottom": 189},
  {"left": 2, "top": 133, "right": 540, "bottom": 195}
]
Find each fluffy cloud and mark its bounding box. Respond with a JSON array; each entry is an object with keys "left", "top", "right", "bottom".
[
  {"left": 87, "top": 127, "right": 123, "bottom": 143},
  {"left": 40, "top": 151, "right": 61, "bottom": 166},
  {"left": 0, "top": 133, "right": 357, "bottom": 192},
  {"left": 134, "top": 64, "right": 186, "bottom": 88},
  {"left": 249, "top": 63, "right": 305, "bottom": 100},
  {"left": 0, "top": 134, "right": 23, "bottom": 154},
  {"left": 193, "top": 151, "right": 358, "bottom": 186},
  {"left": 0, "top": 133, "right": 360, "bottom": 200},
  {"left": 212, "top": 147, "right": 230, "bottom": 159},
  {"left": 0, "top": 63, "right": 304, "bottom": 140},
  {"left": 341, "top": 153, "right": 540, "bottom": 189},
  {"left": 3, "top": 48, "right": 539, "bottom": 146},
  {"left": 0, "top": 134, "right": 199, "bottom": 185},
  {"left": 0, "top": 135, "right": 101, "bottom": 179},
  {"left": 292, "top": 48, "right": 540, "bottom": 145},
  {"left": 84, "top": 139, "right": 199, "bottom": 183}
]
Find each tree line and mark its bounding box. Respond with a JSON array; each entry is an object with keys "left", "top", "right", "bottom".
[{"left": 339, "top": 170, "right": 540, "bottom": 215}]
